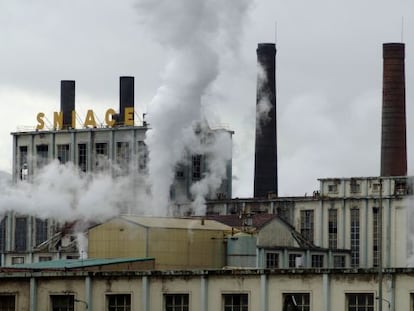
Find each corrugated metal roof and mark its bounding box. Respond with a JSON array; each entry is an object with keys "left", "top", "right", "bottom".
[
  {"left": 9, "top": 257, "right": 153, "bottom": 270},
  {"left": 119, "top": 215, "right": 233, "bottom": 231}
]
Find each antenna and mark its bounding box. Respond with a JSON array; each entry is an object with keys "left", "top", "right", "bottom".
[{"left": 401, "top": 16, "right": 404, "bottom": 42}]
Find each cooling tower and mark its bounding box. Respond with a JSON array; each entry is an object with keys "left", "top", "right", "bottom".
[
  {"left": 254, "top": 43, "right": 278, "bottom": 197},
  {"left": 381, "top": 43, "right": 407, "bottom": 176}
]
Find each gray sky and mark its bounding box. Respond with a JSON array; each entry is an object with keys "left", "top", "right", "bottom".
[{"left": 1, "top": 0, "right": 413, "bottom": 198}]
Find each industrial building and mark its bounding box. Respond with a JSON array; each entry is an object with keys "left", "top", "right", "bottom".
[
  {"left": 1, "top": 76, "right": 233, "bottom": 266},
  {"left": 1, "top": 265, "right": 414, "bottom": 310},
  {"left": 0, "top": 40, "right": 412, "bottom": 311}
]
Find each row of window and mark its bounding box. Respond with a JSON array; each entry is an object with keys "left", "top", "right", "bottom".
[
  {"left": 326, "top": 180, "right": 410, "bottom": 196},
  {"left": 0, "top": 292, "right": 377, "bottom": 311},
  {"left": 0, "top": 217, "right": 47, "bottom": 252},
  {"left": 300, "top": 207, "right": 380, "bottom": 268},
  {"left": 265, "top": 252, "right": 346, "bottom": 269},
  {"left": 175, "top": 154, "right": 203, "bottom": 181},
  {"left": 19, "top": 141, "right": 148, "bottom": 177}
]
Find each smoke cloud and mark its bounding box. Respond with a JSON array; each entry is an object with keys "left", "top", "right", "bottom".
[
  {"left": 135, "top": 0, "right": 251, "bottom": 214},
  {"left": 0, "top": 160, "right": 150, "bottom": 223}
]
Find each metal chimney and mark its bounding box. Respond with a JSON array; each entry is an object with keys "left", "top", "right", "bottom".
[
  {"left": 60, "top": 80, "right": 75, "bottom": 129},
  {"left": 119, "top": 76, "right": 134, "bottom": 125},
  {"left": 254, "top": 43, "right": 278, "bottom": 197},
  {"left": 381, "top": 43, "right": 407, "bottom": 176}
]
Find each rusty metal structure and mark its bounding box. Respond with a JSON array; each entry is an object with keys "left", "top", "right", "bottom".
[
  {"left": 381, "top": 43, "right": 407, "bottom": 177},
  {"left": 254, "top": 43, "right": 278, "bottom": 197},
  {"left": 60, "top": 80, "right": 75, "bottom": 128}
]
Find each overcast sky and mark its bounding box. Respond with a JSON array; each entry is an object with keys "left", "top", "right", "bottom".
[{"left": 1, "top": 0, "right": 413, "bottom": 198}]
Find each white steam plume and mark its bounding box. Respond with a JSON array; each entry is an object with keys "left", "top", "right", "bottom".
[
  {"left": 135, "top": 0, "right": 251, "bottom": 215},
  {"left": 255, "top": 63, "right": 272, "bottom": 137},
  {"left": 0, "top": 159, "right": 150, "bottom": 223},
  {"left": 190, "top": 128, "right": 232, "bottom": 215}
]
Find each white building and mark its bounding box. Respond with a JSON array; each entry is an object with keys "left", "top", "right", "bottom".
[{"left": 206, "top": 175, "right": 413, "bottom": 269}]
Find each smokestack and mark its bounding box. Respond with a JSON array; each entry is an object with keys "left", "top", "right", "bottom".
[
  {"left": 381, "top": 43, "right": 407, "bottom": 176},
  {"left": 254, "top": 43, "right": 277, "bottom": 197},
  {"left": 119, "top": 76, "right": 134, "bottom": 125},
  {"left": 60, "top": 80, "right": 75, "bottom": 129}
]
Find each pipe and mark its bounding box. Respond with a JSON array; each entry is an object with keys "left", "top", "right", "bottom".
[
  {"left": 200, "top": 275, "right": 208, "bottom": 311},
  {"left": 142, "top": 275, "right": 149, "bottom": 311},
  {"left": 85, "top": 276, "right": 92, "bottom": 310},
  {"left": 260, "top": 274, "right": 268, "bottom": 311},
  {"left": 30, "top": 277, "right": 37, "bottom": 311}
]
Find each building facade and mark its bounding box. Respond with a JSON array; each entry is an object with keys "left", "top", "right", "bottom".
[
  {"left": 206, "top": 175, "right": 413, "bottom": 269},
  {"left": 0, "top": 267, "right": 413, "bottom": 310},
  {"left": 1, "top": 77, "right": 233, "bottom": 266}
]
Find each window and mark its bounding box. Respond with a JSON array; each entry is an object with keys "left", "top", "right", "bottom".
[
  {"left": 192, "top": 155, "right": 202, "bottom": 180},
  {"left": 36, "top": 144, "right": 49, "bottom": 168},
  {"left": 300, "top": 210, "right": 314, "bottom": 243},
  {"left": 137, "top": 141, "right": 148, "bottom": 173},
  {"left": 266, "top": 252, "right": 279, "bottom": 268},
  {"left": 289, "top": 254, "right": 303, "bottom": 268},
  {"left": 333, "top": 255, "right": 346, "bottom": 268},
  {"left": 107, "top": 294, "right": 131, "bottom": 311},
  {"left": 51, "top": 295, "right": 74, "bottom": 311},
  {"left": 346, "top": 293, "right": 374, "bottom": 311},
  {"left": 19, "top": 146, "right": 28, "bottom": 180},
  {"left": 350, "top": 180, "right": 360, "bottom": 193},
  {"left": 78, "top": 144, "right": 88, "bottom": 172},
  {"left": 14, "top": 217, "right": 27, "bottom": 251},
  {"left": 0, "top": 217, "right": 6, "bottom": 252},
  {"left": 328, "top": 209, "right": 338, "bottom": 249},
  {"left": 350, "top": 209, "right": 360, "bottom": 267},
  {"left": 223, "top": 294, "right": 248, "bottom": 311},
  {"left": 164, "top": 294, "right": 189, "bottom": 311},
  {"left": 11, "top": 257, "right": 24, "bottom": 264},
  {"left": 395, "top": 180, "right": 406, "bottom": 195},
  {"left": 283, "top": 293, "right": 310, "bottom": 311},
  {"left": 35, "top": 218, "right": 48, "bottom": 246},
  {"left": 0, "top": 295, "right": 15, "bottom": 311},
  {"left": 175, "top": 164, "right": 185, "bottom": 179},
  {"left": 57, "top": 144, "right": 70, "bottom": 164},
  {"left": 328, "top": 184, "right": 337, "bottom": 193},
  {"left": 95, "top": 142, "right": 109, "bottom": 170},
  {"left": 39, "top": 256, "right": 52, "bottom": 262},
  {"left": 372, "top": 183, "right": 381, "bottom": 192},
  {"left": 311, "top": 255, "right": 324, "bottom": 268},
  {"left": 372, "top": 207, "right": 379, "bottom": 267},
  {"left": 116, "top": 142, "right": 130, "bottom": 173},
  {"left": 96, "top": 142, "right": 108, "bottom": 156}
]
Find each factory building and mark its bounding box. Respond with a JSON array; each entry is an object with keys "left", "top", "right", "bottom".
[
  {"left": 0, "top": 39, "right": 412, "bottom": 311},
  {"left": 206, "top": 175, "right": 412, "bottom": 269},
  {"left": 1, "top": 76, "right": 233, "bottom": 266}
]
